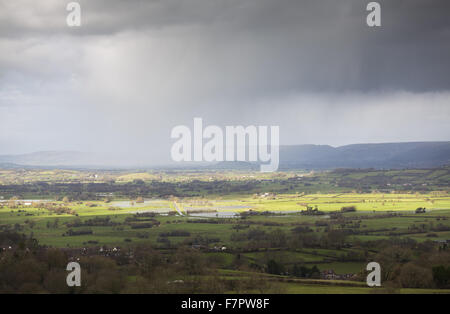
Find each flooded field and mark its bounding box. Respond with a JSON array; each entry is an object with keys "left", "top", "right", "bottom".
[
  {"left": 188, "top": 211, "right": 239, "bottom": 218},
  {"left": 111, "top": 200, "right": 168, "bottom": 208},
  {"left": 184, "top": 205, "right": 250, "bottom": 210},
  {"left": 127, "top": 208, "right": 173, "bottom": 214}
]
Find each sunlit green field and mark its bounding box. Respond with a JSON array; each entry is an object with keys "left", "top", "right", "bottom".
[
  {"left": 216, "top": 270, "right": 450, "bottom": 294},
  {"left": 1, "top": 192, "right": 449, "bottom": 248},
  {"left": 1, "top": 178, "right": 449, "bottom": 294},
  {"left": 253, "top": 194, "right": 445, "bottom": 213}
]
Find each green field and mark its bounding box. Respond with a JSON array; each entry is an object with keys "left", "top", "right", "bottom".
[
  {"left": 0, "top": 168, "right": 449, "bottom": 294},
  {"left": 1, "top": 193, "right": 449, "bottom": 248}
]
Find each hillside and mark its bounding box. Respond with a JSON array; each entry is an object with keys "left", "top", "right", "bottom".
[
  {"left": 280, "top": 142, "right": 450, "bottom": 169},
  {"left": 0, "top": 141, "right": 449, "bottom": 170}
]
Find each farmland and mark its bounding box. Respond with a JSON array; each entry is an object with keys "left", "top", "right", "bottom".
[
  {"left": 0, "top": 167, "right": 449, "bottom": 293},
  {"left": 1, "top": 193, "right": 450, "bottom": 247}
]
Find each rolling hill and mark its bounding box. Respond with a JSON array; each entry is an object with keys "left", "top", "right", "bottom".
[
  {"left": 279, "top": 141, "right": 450, "bottom": 169},
  {"left": 0, "top": 141, "right": 449, "bottom": 170}
]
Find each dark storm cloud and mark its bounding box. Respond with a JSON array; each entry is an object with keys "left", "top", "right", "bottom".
[
  {"left": 0, "top": 0, "right": 449, "bottom": 160},
  {"left": 1, "top": 0, "right": 450, "bottom": 92}
]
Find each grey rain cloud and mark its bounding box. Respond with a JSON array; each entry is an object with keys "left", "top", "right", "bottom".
[{"left": 0, "top": 0, "right": 449, "bottom": 164}]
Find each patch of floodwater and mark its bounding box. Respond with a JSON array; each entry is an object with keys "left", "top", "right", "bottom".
[
  {"left": 187, "top": 210, "right": 315, "bottom": 218},
  {"left": 0, "top": 199, "right": 53, "bottom": 203},
  {"left": 185, "top": 205, "right": 250, "bottom": 210},
  {"left": 188, "top": 211, "right": 239, "bottom": 218},
  {"left": 254, "top": 210, "right": 299, "bottom": 214},
  {"left": 0, "top": 199, "right": 53, "bottom": 206},
  {"left": 111, "top": 200, "right": 168, "bottom": 208},
  {"left": 127, "top": 208, "right": 172, "bottom": 214},
  {"left": 185, "top": 210, "right": 334, "bottom": 219}
]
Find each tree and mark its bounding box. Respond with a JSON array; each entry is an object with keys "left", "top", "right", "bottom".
[
  {"left": 8, "top": 196, "right": 18, "bottom": 209},
  {"left": 432, "top": 265, "right": 450, "bottom": 288},
  {"left": 415, "top": 207, "right": 426, "bottom": 214},
  {"left": 341, "top": 206, "right": 357, "bottom": 212},
  {"left": 374, "top": 246, "right": 413, "bottom": 281},
  {"left": 267, "top": 259, "right": 284, "bottom": 275},
  {"left": 136, "top": 197, "right": 144, "bottom": 203},
  {"left": 398, "top": 263, "right": 433, "bottom": 288},
  {"left": 311, "top": 265, "right": 321, "bottom": 279}
]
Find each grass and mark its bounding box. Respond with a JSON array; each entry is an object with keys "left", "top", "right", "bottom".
[
  {"left": 1, "top": 193, "right": 449, "bottom": 248},
  {"left": 0, "top": 167, "right": 449, "bottom": 294}
]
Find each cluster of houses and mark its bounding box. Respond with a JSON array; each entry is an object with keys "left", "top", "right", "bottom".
[
  {"left": 191, "top": 244, "right": 227, "bottom": 251},
  {"left": 320, "top": 269, "right": 357, "bottom": 280},
  {"left": 254, "top": 192, "right": 277, "bottom": 199},
  {"left": 434, "top": 239, "right": 449, "bottom": 250},
  {"left": 66, "top": 246, "right": 128, "bottom": 261}
]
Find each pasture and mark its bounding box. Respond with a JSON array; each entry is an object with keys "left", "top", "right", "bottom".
[
  {"left": 1, "top": 192, "right": 449, "bottom": 248},
  {"left": 0, "top": 168, "right": 449, "bottom": 294}
]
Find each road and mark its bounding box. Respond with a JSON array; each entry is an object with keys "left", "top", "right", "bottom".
[{"left": 173, "top": 201, "right": 184, "bottom": 216}]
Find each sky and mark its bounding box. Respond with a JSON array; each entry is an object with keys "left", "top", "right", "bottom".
[{"left": 0, "top": 0, "right": 449, "bottom": 164}]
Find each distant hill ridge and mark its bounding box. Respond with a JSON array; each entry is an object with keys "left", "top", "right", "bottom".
[
  {"left": 0, "top": 141, "right": 449, "bottom": 170},
  {"left": 279, "top": 141, "right": 450, "bottom": 169}
]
